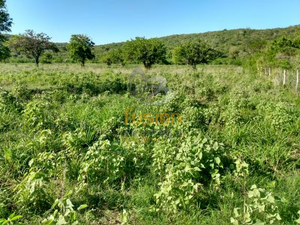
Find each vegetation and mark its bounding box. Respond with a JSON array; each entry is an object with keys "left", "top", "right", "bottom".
[
  {"left": 3, "top": 25, "right": 300, "bottom": 70},
  {"left": 1, "top": 3, "right": 300, "bottom": 223},
  {"left": 67, "top": 34, "right": 95, "bottom": 67},
  {"left": 123, "top": 37, "right": 167, "bottom": 69},
  {"left": 0, "top": 0, "right": 12, "bottom": 37},
  {"left": 7, "top": 30, "right": 59, "bottom": 67},
  {"left": 172, "top": 40, "right": 212, "bottom": 68},
  {"left": 0, "top": 42, "right": 9, "bottom": 62},
  {"left": 0, "top": 63, "right": 300, "bottom": 224},
  {"left": 100, "top": 48, "right": 125, "bottom": 67},
  {"left": 0, "top": 0, "right": 12, "bottom": 62}
]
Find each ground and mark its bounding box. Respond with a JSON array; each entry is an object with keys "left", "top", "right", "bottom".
[{"left": 0, "top": 63, "right": 300, "bottom": 224}]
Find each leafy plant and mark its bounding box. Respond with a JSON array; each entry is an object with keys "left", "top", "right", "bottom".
[
  {"left": 0, "top": 213, "right": 23, "bottom": 225},
  {"left": 152, "top": 134, "right": 226, "bottom": 212},
  {"left": 42, "top": 191, "right": 87, "bottom": 225},
  {"left": 230, "top": 185, "right": 282, "bottom": 225}
]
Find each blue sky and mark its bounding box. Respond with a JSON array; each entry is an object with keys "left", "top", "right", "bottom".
[{"left": 6, "top": 0, "right": 300, "bottom": 45}]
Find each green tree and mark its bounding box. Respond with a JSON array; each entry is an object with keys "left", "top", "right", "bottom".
[
  {"left": 40, "top": 51, "right": 53, "bottom": 64},
  {"left": 0, "top": 0, "right": 12, "bottom": 61},
  {"left": 123, "top": 37, "right": 166, "bottom": 69},
  {"left": 0, "top": 42, "right": 9, "bottom": 62},
  {"left": 172, "top": 40, "right": 212, "bottom": 68},
  {"left": 266, "top": 37, "right": 299, "bottom": 69},
  {"left": 7, "top": 30, "right": 59, "bottom": 66},
  {"left": 293, "top": 36, "right": 300, "bottom": 48},
  {"left": 101, "top": 52, "right": 112, "bottom": 66},
  {"left": 101, "top": 48, "right": 125, "bottom": 67},
  {"left": 229, "top": 46, "right": 240, "bottom": 60},
  {"left": 0, "top": 0, "right": 12, "bottom": 37},
  {"left": 67, "top": 34, "right": 95, "bottom": 67}
]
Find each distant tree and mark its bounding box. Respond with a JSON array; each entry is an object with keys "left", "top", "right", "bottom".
[
  {"left": 229, "top": 46, "right": 240, "bottom": 60},
  {"left": 111, "top": 48, "right": 125, "bottom": 66},
  {"left": 101, "top": 48, "right": 125, "bottom": 67},
  {"left": 172, "top": 45, "right": 186, "bottom": 65},
  {"left": 266, "top": 37, "right": 299, "bottom": 68},
  {"left": 123, "top": 37, "right": 166, "bottom": 69},
  {"left": 172, "top": 40, "right": 211, "bottom": 69},
  {"left": 40, "top": 51, "right": 53, "bottom": 64},
  {"left": 7, "top": 30, "right": 59, "bottom": 66},
  {"left": 0, "top": 0, "right": 12, "bottom": 60},
  {"left": 293, "top": 36, "right": 300, "bottom": 49},
  {"left": 101, "top": 53, "right": 112, "bottom": 66},
  {"left": 67, "top": 34, "right": 95, "bottom": 67},
  {"left": 0, "top": 42, "right": 9, "bottom": 62},
  {"left": 0, "top": 0, "right": 12, "bottom": 36},
  {"left": 247, "top": 40, "right": 267, "bottom": 54}
]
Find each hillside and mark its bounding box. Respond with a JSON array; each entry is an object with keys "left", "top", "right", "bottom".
[
  {"left": 5, "top": 24, "right": 300, "bottom": 63},
  {"left": 93, "top": 24, "right": 300, "bottom": 58}
]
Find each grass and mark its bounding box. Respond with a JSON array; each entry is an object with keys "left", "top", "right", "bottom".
[{"left": 0, "top": 63, "right": 300, "bottom": 224}]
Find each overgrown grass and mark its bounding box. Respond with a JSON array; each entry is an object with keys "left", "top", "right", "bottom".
[{"left": 0, "top": 63, "right": 300, "bottom": 224}]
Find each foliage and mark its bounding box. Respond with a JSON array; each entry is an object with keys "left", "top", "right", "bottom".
[
  {"left": 0, "top": 64, "right": 300, "bottom": 224},
  {"left": 0, "top": 0, "right": 12, "bottom": 61},
  {"left": 265, "top": 37, "right": 300, "bottom": 69},
  {"left": 0, "top": 213, "right": 23, "bottom": 225},
  {"left": 7, "top": 30, "right": 58, "bottom": 66},
  {"left": 296, "top": 211, "right": 300, "bottom": 224},
  {"left": 41, "top": 191, "right": 87, "bottom": 225},
  {"left": 0, "top": 0, "right": 12, "bottom": 37},
  {"left": 230, "top": 185, "right": 282, "bottom": 224},
  {"left": 4, "top": 25, "right": 300, "bottom": 68},
  {"left": 152, "top": 134, "right": 226, "bottom": 213},
  {"left": 66, "top": 34, "right": 95, "bottom": 67},
  {"left": 172, "top": 40, "right": 213, "bottom": 68},
  {"left": 123, "top": 37, "right": 166, "bottom": 69},
  {"left": 0, "top": 41, "right": 9, "bottom": 62},
  {"left": 100, "top": 48, "right": 125, "bottom": 66}
]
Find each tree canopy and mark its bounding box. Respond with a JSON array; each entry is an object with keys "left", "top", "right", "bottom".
[
  {"left": 0, "top": 0, "right": 12, "bottom": 34},
  {"left": 0, "top": 0, "right": 12, "bottom": 61},
  {"left": 123, "top": 37, "right": 166, "bottom": 69},
  {"left": 7, "top": 30, "right": 58, "bottom": 66},
  {"left": 172, "top": 40, "right": 212, "bottom": 68},
  {"left": 67, "top": 34, "right": 95, "bottom": 67},
  {"left": 101, "top": 48, "right": 125, "bottom": 66}
]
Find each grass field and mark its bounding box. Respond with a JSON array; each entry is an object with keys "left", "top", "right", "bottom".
[{"left": 0, "top": 63, "right": 300, "bottom": 224}]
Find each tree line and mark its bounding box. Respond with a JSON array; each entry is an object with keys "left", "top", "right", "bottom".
[
  {"left": 0, "top": 0, "right": 300, "bottom": 70},
  {"left": 2, "top": 30, "right": 221, "bottom": 68},
  {"left": 0, "top": 1, "right": 220, "bottom": 69}
]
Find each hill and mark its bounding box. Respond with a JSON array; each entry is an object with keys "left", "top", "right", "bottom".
[
  {"left": 5, "top": 24, "right": 300, "bottom": 64},
  {"left": 93, "top": 24, "right": 300, "bottom": 58}
]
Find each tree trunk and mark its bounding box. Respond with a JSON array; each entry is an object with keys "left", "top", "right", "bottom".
[
  {"left": 35, "top": 57, "right": 39, "bottom": 67},
  {"left": 143, "top": 61, "right": 151, "bottom": 70}
]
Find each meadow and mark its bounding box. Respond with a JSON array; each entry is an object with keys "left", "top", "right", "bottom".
[{"left": 0, "top": 63, "right": 300, "bottom": 224}]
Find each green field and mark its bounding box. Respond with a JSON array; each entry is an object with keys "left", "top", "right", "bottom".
[{"left": 1, "top": 63, "right": 300, "bottom": 224}]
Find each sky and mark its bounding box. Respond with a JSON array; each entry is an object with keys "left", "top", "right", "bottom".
[{"left": 5, "top": 0, "right": 300, "bottom": 45}]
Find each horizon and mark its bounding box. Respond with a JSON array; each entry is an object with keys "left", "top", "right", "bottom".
[{"left": 6, "top": 0, "right": 300, "bottom": 45}]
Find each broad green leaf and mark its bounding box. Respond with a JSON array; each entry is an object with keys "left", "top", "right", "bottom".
[
  {"left": 266, "top": 195, "right": 275, "bottom": 203},
  {"left": 215, "top": 157, "right": 221, "bottom": 165},
  {"left": 10, "top": 215, "right": 22, "bottom": 221},
  {"left": 50, "top": 199, "right": 60, "bottom": 210},
  {"left": 57, "top": 215, "right": 67, "bottom": 225},
  {"left": 77, "top": 204, "right": 88, "bottom": 211},
  {"left": 253, "top": 219, "right": 265, "bottom": 225}
]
